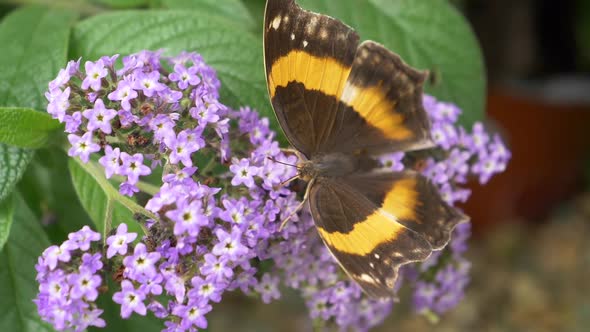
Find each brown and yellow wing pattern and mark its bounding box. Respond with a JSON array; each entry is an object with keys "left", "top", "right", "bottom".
[{"left": 309, "top": 171, "right": 466, "bottom": 298}]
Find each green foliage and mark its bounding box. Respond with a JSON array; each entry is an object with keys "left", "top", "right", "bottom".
[
  {"left": 0, "top": 194, "right": 52, "bottom": 332},
  {"left": 0, "top": 0, "right": 485, "bottom": 330},
  {"left": 0, "top": 107, "right": 63, "bottom": 149},
  {"left": 68, "top": 157, "right": 153, "bottom": 236},
  {"left": 297, "top": 0, "right": 485, "bottom": 128}
]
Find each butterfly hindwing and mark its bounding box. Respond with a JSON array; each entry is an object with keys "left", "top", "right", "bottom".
[
  {"left": 309, "top": 176, "right": 433, "bottom": 298},
  {"left": 264, "top": 0, "right": 360, "bottom": 157},
  {"left": 341, "top": 170, "right": 467, "bottom": 250}
]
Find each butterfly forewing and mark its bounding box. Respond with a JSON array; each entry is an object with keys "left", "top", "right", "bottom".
[{"left": 264, "top": 0, "right": 359, "bottom": 157}]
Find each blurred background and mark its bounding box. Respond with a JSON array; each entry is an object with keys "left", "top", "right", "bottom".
[{"left": 210, "top": 0, "right": 590, "bottom": 331}]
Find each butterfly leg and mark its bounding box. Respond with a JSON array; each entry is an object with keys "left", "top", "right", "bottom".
[{"left": 278, "top": 178, "right": 315, "bottom": 231}]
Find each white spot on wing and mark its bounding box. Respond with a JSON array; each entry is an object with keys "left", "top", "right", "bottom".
[
  {"left": 290, "top": 33, "right": 295, "bottom": 40},
  {"left": 370, "top": 262, "right": 375, "bottom": 269},
  {"left": 374, "top": 253, "right": 380, "bottom": 259},
  {"left": 320, "top": 28, "right": 328, "bottom": 39},
  {"left": 359, "top": 274, "right": 376, "bottom": 283},
  {"left": 340, "top": 82, "right": 360, "bottom": 105},
  {"left": 272, "top": 16, "right": 282, "bottom": 30},
  {"left": 303, "top": 40, "right": 308, "bottom": 48}
]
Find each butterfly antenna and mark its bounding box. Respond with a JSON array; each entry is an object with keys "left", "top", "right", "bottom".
[
  {"left": 267, "top": 156, "right": 299, "bottom": 169},
  {"left": 279, "top": 178, "right": 315, "bottom": 231},
  {"left": 279, "top": 174, "right": 299, "bottom": 188}
]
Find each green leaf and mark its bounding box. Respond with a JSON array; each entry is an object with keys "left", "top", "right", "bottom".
[
  {"left": 160, "top": 0, "right": 256, "bottom": 30},
  {"left": 0, "top": 144, "right": 33, "bottom": 202},
  {"left": 94, "top": 0, "right": 149, "bottom": 9},
  {"left": 0, "top": 6, "right": 78, "bottom": 201},
  {"left": 17, "top": 148, "right": 91, "bottom": 243},
  {"left": 71, "top": 10, "right": 274, "bottom": 129},
  {"left": 297, "top": 0, "right": 486, "bottom": 127},
  {"left": 68, "top": 157, "right": 154, "bottom": 237},
  {"left": 0, "top": 6, "right": 78, "bottom": 109},
  {"left": 0, "top": 107, "right": 63, "bottom": 149},
  {"left": 0, "top": 193, "right": 53, "bottom": 332},
  {"left": 0, "top": 194, "right": 14, "bottom": 251}
]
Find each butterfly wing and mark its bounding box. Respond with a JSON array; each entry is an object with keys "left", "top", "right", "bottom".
[
  {"left": 265, "top": 0, "right": 433, "bottom": 157},
  {"left": 264, "top": 0, "right": 360, "bottom": 157},
  {"left": 325, "top": 41, "right": 434, "bottom": 155},
  {"left": 309, "top": 171, "right": 466, "bottom": 298}
]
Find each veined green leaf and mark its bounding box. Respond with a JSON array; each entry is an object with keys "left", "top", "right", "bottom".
[
  {"left": 68, "top": 157, "right": 155, "bottom": 238},
  {"left": 0, "top": 194, "right": 53, "bottom": 332},
  {"left": 0, "top": 107, "right": 63, "bottom": 149}
]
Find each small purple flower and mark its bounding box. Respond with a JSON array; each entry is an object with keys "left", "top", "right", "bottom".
[
  {"left": 46, "top": 87, "right": 70, "bottom": 122},
  {"left": 105, "top": 223, "right": 137, "bottom": 258},
  {"left": 255, "top": 273, "right": 281, "bottom": 304},
  {"left": 123, "top": 243, "right": 161, "bottom": 281},
  {"left": 98, "top": 145, "right": 121, "bottom": 179},
  {"left": 81, "top": 253, "right": 103, "bottom": 274},
  {"left": 67, "top": 225, "right": 100, "bottom": 251},
  {"left": 200, "top": 253, "right": 233, "bottom": 281},
  {"left": 165, "top": 199, "right": 209, "bottom": 236},
  {"left": 471, "top": 122, "right": 490, "bottom": 151},
  {"left": 212, "top": 227, "right": 247, "bottom": 261},
  {"left": 83, "top": 98, "right": 117, "bottom": 134},
  {"left": 229, "top": 158, "right": 259, "bottom": 188},
  {"left": 64, "top": 111, "right": 82, "bottom": 133},
  {"left": 113, "top": 280, "right": 147, "bottom": 318},
  {"left": 168, "top": 130, "right": 201, "bottom": 167},
  {"left": 68, "top": 268, "right": 102, "bottom": 301},
  {"left": 120, "top": 152, "right": 151, "bottom": 184},
  {"left": 378, "top": 152, "right": 405, "bottom": 171},
  {"left": 67, "top": 132, "right": 100, "bottom": 163},
  {"left": 172, "top": 300, "right": 212, "bottom": 330},
  {"left": 133, "top": 70, "right": 166, "bottom": 97},
  {"left": 189, "top": 275, "right": 224, "bottom": 303},
  {"left": 81, "top": 59, "right": 107, "bottom": 91},
  {"left": 107, "top": 78, "right": 138, "bottom": 110},
  {"left": 169, "top": 63, "right": 201, "bottom": 89}
]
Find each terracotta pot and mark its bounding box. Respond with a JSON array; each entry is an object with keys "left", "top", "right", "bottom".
[{"left": 462, "top": 86, "right": 590, "bottom": 231}]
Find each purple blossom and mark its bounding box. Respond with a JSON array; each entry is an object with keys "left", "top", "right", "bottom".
[
  {"left": 120, "top": 152, "right": 151, "bottom": 185},
  {"left": 172, "top": 300, "right": 212, "bottom": 330},
  {"left": 200, "top": 253, "right": 233, "bottom": 281},
  {"left": 81, "top": 59, "right": 107, "bottom": 91},
  {"left": 169, "top": 63, "right": 201, "bottom": 89},
  {"left": 67, "top": 132, "right": 100, "bottom": 163},
  {"left": 105, "top": 223, "right": 137, "bottom": 258},
  {"left": 133, "top": 70, "right": 166, "bottom": 97},
  {"left": 229, "top": 158, "right": 259, "bottom": 188},
  {"left": 68, "top": 268, "right": 101, "bottom": 301},
  {"left": 123, "top": 243, "right": 161, "bottom": 281},
  {"left": 108, "top": 78, "right": 138, "bottom": 110},
  {"left": 64, "top": 111, "right": 82, "bottom": 133},
  {"left": 255, "top": 273, "right": 280, "bottom": 304},
  {"left": 46, "top": 87, "right": 70, "bottom": 122},
  {"left": 67, "top": 225, "right": 100, "bottom": 251},
  {"left": 212, "top": 227, "right": 247, "bottom": 261},
  {"left": 113, "top": 280, "right": 147, "bottom": 318},
  {"left": 83, "top": 98, "right": 117, "bottom": 134},
  {"left": 98, "top": 145, "right": 121, "bottom": 178}
]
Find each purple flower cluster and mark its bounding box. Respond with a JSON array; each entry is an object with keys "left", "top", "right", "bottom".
[
  {"left": 37, "top": 50, "right": 510, "bottom": 331},
  {"left": 34, "top": 226, "right": 105, "bottom": 331},
  {"left": 45, "top": 50, "right": 221, "bottom": 196}
]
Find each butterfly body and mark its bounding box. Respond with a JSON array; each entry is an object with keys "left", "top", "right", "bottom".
[{"left": 264, "top": 0, "right": 467, "bottom": 298}]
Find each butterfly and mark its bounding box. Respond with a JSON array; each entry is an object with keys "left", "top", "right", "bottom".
[{"left": 263, "top": 0, "right": 467, "bottom": 298}]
